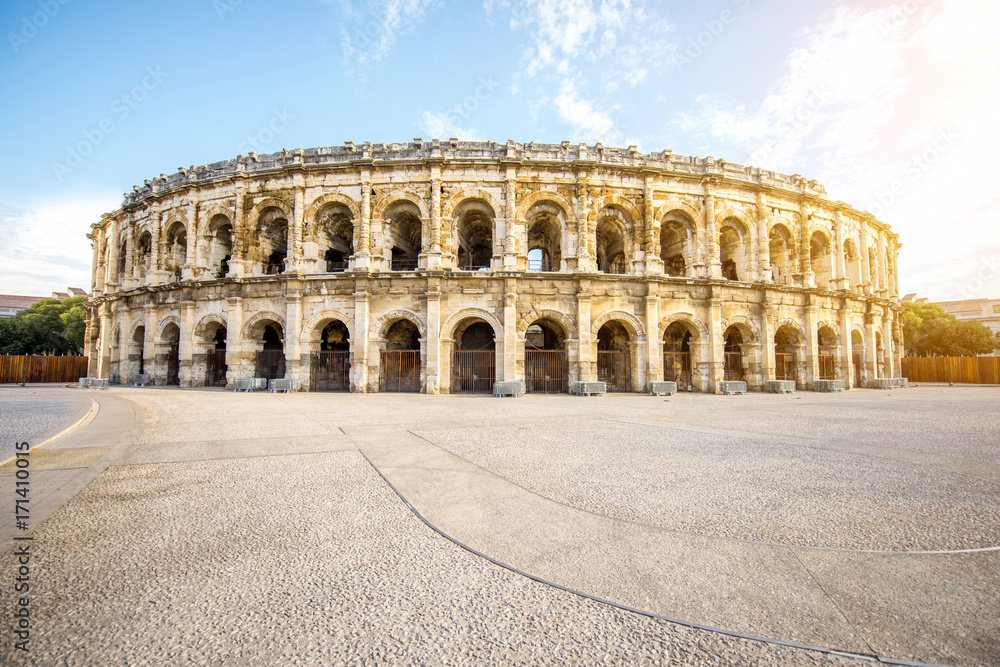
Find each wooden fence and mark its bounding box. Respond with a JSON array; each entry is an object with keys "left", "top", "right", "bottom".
[
  {"left": 0, "top": 355, "right": 89, "bottom": 384},
  {"left": 901, "top": 356, "right": 1000, "bottom": 384}
]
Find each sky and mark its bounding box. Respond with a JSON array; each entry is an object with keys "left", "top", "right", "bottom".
[{"left": 1, "top": 0, "right": 997, "bottom": 302}]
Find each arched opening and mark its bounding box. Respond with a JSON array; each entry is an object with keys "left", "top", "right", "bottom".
[
  {"left": 160, "top": 322, "right": 180, "bottom": 386},
  {"left": 769, "top": 225, "right": 794, "bottom": 285},
  {"left": 317, "top": 204, "right": 354, "bottom": 273},
  {"left": 869, "top": 248, "right": 879, "bottom": 291},
  {"left": 385, "top": 201, "right": 422, "bottom": 271},
  {"left": 455, "top": 201, "right": 494, "bottom": 271},
  {"left": 597, "top": 321, "right": 631, "bottom": 391},
  {"left": 663, "top": 322, "right": 694, "bottom": 390},
  {"left": 774, "top": 324, "right": 801, "bottom": 387},
  {"left": 596, "top": 208, "right": 629, "bottom": 274},
  {"left": 165, "top": 222, "right": 187, "bottom": 282},
  {"left": 256, "top": 208, "right": 288, "bottom": 275},
  {"left": 851, "top": 330, "right": 865, "bottom": 388},
  {"left": 130, "top": 326, "right": 145, "bottom": 380},
  {"left": 453, "top": 320, "right": 496, "bottom": 393},
  {"left": 723, "top": 326, "right": 745, "bottom": 381},
  {"left": 110, "top": 326, "right": 121, "bottom": 377},
  {"left": 380, "top": 319, "right": 421, "bottom": 392},
  {"left": 524, "top": 319, "right": 567, "bottom": 393},
  {"left": 202, "top": 324, "right": 228, "bottom": 387},
  {"left": 719, "top": 220, "right": 746, "bottom": 281},
  {"left": 526, "top": 202, "right": 563, "bottom": 272},
  {"left": 208, "top": 215, "right": 233, "bottom": 279},
  {"left": 136, "top": 231, "right": 152, "bottom": 283},
  {"left": 660, "top": 215, "right": 692, "bottom": 277},
  {"left": 810, "top": 231, "right": 833, "bottom": 289},
  {"left": 311, "top": 320, "right": 350, "bottom": 392},
  {"left": 254, "top": 323, "right": 286, "bottom": 379},
  {"left": 817, "top": 326, "right": 838, "bottom": 380},
  {"left": 117, "top": 239, "right": 127, "bottom": 280}
]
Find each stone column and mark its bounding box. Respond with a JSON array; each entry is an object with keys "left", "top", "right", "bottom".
[
  {"left": 707, "top": 286, "right": 724, "bottom": 392},
  {"left": 839, "top": 306, "right": 854, "bottom": 389},
  {"left": 290, "top": 176, "right": 305, "bottom": 273},
  {"left": 180, "top": 300, "right": 195, "bottom": 386},
  {"left": 183, "top": 200, "right": 197, "bottom": 280},
  {"left": 356, "top": 169, "right": 372, "bottom": 270},
  {"left": 577, "top": 289, "right": 593, "bottom": 382},
  {"left": 285, "top": 283, "right": 303, "bottom": 383},
  {"left": 98, "top": 305, "right": 112, "bottom": 378},
  {"left": 645, "top": 294, "right": 660, "bottom": 386},
  {"left": 503, "top": 287, "right": 518, "bottom": 382},
  {"left": 882, "top": 313, "right": 895, "bottom": 378},
  {"left": 503, "top": 169, "right": 517, "bottom": 269},
  {"left": 425, "top": 280, "right": 441, "bottom": 393},
  {"left": 760, "top": 298, "right": 775, "bottom": 384},
  {"left": 804, "top": 296, "right": 819, "bottom": 390},
  {"left": 876, "top": 232, "right": 888, "bottom": 298},
  {"left": 860, "top": 223, "right": 871, "bottom": 295},
  {"left": 800, "top": 204, "right": 814, "bottom": 287},
  {"left": 230, "top": 184, "right": 246, "bottom": 277},
  {"left": 575, "top": 172, "right": 592, "bottom": 272},
  {"left": 834, "top": 210, "right": 847, "bottom": 290},
  {"left": 427, "top": 168, "right": 442, "bottom": 270},
  {"left": 865, "top": 313, "right": 878, "bottom": 384},
  {"left": 642, "top": 175, "right": 659, "bottom": 274},
  {"left": 705, "top": 190, "right": 721, "bottom": 278},
  {"left": 226, "top": 297, "right": 244, "bottom": 383},
  {"left": 143, "top": 304, "right": 157, "bottom": 384},
  {"left": 352, "top": 279, "right": 370, "bottom": 392},
  {"left": 757, "top": 193, "right": 771, "bottom": 282}
]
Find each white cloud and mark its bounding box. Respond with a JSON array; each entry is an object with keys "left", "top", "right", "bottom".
[
  {"left": 339, "top": 0, "right": 441, "bottom": 66},
  {"left": 0, "top": 196, "right": 114, "bottom": 296},
  {"left": 553, "top": 79, "right": 620, "bottom": 143},
  {"left": 418, "top": 111, "right": 487, "bottom": 141}
]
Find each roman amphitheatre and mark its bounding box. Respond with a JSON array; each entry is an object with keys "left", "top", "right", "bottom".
[{"left": 83, "top": 140, "right": 902, "bottom": 393}]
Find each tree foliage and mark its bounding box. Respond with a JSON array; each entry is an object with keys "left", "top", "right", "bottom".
[
  {"left": 901, "top": 301, "right": 997, "bottom": 357},
  {"left": 0, "top": 296, "right": 87, "bottom": 355}
]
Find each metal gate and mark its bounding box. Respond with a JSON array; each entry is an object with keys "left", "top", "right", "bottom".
[
  {"left": 723, "top": 351, "right": 744, "bottom": 381},
  {"left": 380, "top": 350, "right": 421, "bottom": 392},
  {"left": 311, "top": 351, "right": 350, "bottom": 392},
  {"left": 453, "top": 350, "right": 495, "bottom": 393},
  {"left": 206, "top": 349, "right": 228, "bottom": 387},
  {"left": 255, "top": 350, "right": 286, "bottom": 380},
  {"left": 775, "top": 353, "right": 796, "bottom": 384},
  {"left": 167, "top": 342, "right": 180, "bottom": 385},
  {"left": 525, "top": 349, "right": 567, "bottom": 393},
  {"left": 597, "top": 350, "right": 630, "bottom": 392},
  {"left": 663, "top": 351, "right": 691, "bottom": 389},
  {"left": 853, "top": 354, "right": 863, "bottom": 387},
  {"left": 818, "top": 355, "right": 835, "bottom": 380}
]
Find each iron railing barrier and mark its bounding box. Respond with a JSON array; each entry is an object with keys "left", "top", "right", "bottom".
[
  {"left": 492, "top": 381, "right": 526, "bottom": 397},
  {"left": 572, "top": 381, "right": 606, "bottom": 396},
  {"left": 108, "top": 373, "right": 121, "bottom": 385},
  {"left": 130, "top": 374, "right": 150, "bottom": 387},
  {"left": 872, "top": 377, "right": 908, "bottom": 389},
  {"left": 648, "top": 381, "right": 676, "bottom": 396},
  {"left": 766, "top": 380, "right": 795, "bottom": 394},
  {"left": 814, "top": 379, "right": 845, "bottom": 392},
  {"left": 719, "top": 380, "right": 746, "bottom": 395},
  {"left": 268, "top": 378, "right": 294, "bottom": 393}
]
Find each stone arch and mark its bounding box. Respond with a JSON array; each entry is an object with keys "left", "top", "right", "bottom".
[
  {"left": 442, "top": 308, "right": 503, "bottom": 342},
  {"left": 596, "top": 195, "right": 642, "bottom": 227},
  {"left": 246, "top": 197, "right": 293, "bottom": 221},
  {"left": 721, "top": 314, "right": 759, "bottom": 342},
  {"left": 450, "top": 197, "right": 497, "bottom": 270},
  {"left": 517, "top": 308, "right": 577, "bottom": 339},
  {"left": 200, "top": 204, "right": 235, "bottom": 230},
  {"left": 658, "top": 312, "right": 708, "bottom": 341},
  {"left": 306, "top": 192, "right": 361, "bottom": 231},
  {"left": 718, "top": 214, "right": 751, "bottom": 281},
  {"left": 655, "top": 199, "right": 702, "bottom": 228},
  {"left": 591, "top": 309, "right": 645, "bottom": 340},
  {"left": 155, "top": 315, "right": 182, "bottom": 341},
  {"left": 817, "top": 320, "right": 840, "bottom": 340},
  {"left": 523, "top": 198, "right": 568, "bottom": 272},
  {"left": 373, "top": 308, "right": 427, "bottom": 339},
  {"left": 442, "top": 189, "right": 501, "bottom": 221},
  {"left": 128, "top": 319, "right": 147, "bottom": 342},
  {"left": 300, "top": 309, "right": 356, "bottom": 342},
  {"left": 241, "top": 311, "right": 287, "bottom": 342},
  {"left": 372, "top": 189, "right": 429, "bottom": 221},
  {"left": 514, "top": 190, "right": 574, "bottom": 221},
  {"left": 774, "top": 318, "right": 806, "bottom": 341},
  {"left": 193, "top": 313, "right": 228, "bottom": 340},
  {"left": 594, "top": 204, "right": 635, "bottom": 274}
]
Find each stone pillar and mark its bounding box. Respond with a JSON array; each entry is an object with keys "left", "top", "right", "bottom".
[
  {"left": 757, "top": 194, "right": 771, "bottom": 282},
  {"left": 804, "top": 297, "right": 819, "bottom": 390},
  {"left": 892, "top": 245, "right": 901, "bottom": 297},
  {"left": 876, "top": 232, "right": 888, "bottom": 298},
  {"left": 427, "top": 168, "right": 442, "bottom": 269},
  {"left": 576, "top": 172, "right": 592, "bottom": 272},
  {"left": 356, "top": 169, "right": 372, "bottom": 270},
  {"left": 230, "top": 184, "right": 247, "bottom": 277},
  {"left": 643, "top": 175, "right": 660, "bottom": 274},
  {"left": 98, "top": 305, "right": 112, "bottom": 378},
  {"left": 800, "top": 204, "right": 814, "bottom": 287},
  {"left": 183, "top": 200, "right": 197, "bottom": 280},
  {"left": 839, "top": 306, "right": 854, "bottom": 389},
  {"left": 860, "top": 223, "right": 871, "bottom": 295},
  {"left": 226, "top": 297, "right": 244, "bottom": 383},
  {"left": 834, "top": 210, "right": 847, "bottom": 290},
  {"left": 707, "top": 287, "right": 724, "bottom": 392},
  {"left": 290, "top": 176, "right": 305, "bottom": 273},
  {"left": 179, "top": 300, "right": 195, "bottom": 386},
  {"left": 865, "top": 313, "right": 878, "bottom": 384},
  {"left": 351, "top": 282, "right": 370, "bottom": 392},
  {"left": 425, "top": 280, "right": 441, "bottom": 393},
  {"left": 143, "top": 304, "right": 157, "bottom": 384},
  {"left": 285, "top": 283, "right": 303, "bottom": 382},
  {"left": 705, "top": 191, "right": 721, "bottom": 278},
  {"left": 645, "top": 294, "right": 660, "bottom": 386},
  {"left": 577, "top": 289, "right": 593, "bottom": 382},
  {"left": 760, "top": 298, "right": 775, "bottom": 384},
  {"left": 882, "top": 313, "right": 895, "bottom": 378},
  {"left": 503, "top": 169, "right": 517, "bottom": 269},
  {"left": 503, "top": 287, "right": 518, "bottom": 382}
]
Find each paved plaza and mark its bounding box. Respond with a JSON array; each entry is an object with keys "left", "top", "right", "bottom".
[{"left": 1, "top": 385, "right": 998, "bottom": 665}]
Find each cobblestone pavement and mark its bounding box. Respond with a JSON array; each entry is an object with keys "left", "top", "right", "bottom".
[
  {"left": 0, "top": 385, "right": 997, "bottom": 666},
  {"left": 0, "top": 386, "right": 92, "bottom": 462}
]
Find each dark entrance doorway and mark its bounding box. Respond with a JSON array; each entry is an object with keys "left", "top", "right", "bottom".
[
  {"left": 723, "top": 327, "right": 744, "bottom": 381},
  {"left": 453, "top": 321, "right": 495, "bottom": 393},
  {"left": 255, "top": 324, "right": 286, "bottom": 379},
  {"left": 206, "top": 327, "right": 228, "bottom": 387},
  {"left": 663, "top": 322, "right": 693, "bottom": 389},
  {"left": 524, "top": 321, "right": 567, "bottom": 393},
  {"left": 311, "top": 320, "right": 350, "bottom": 392}
]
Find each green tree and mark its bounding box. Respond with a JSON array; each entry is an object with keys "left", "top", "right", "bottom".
[
  {"left": 901, "top": 301, "right": 996, "bottom": 357},
  {"left": 1, "top": 296, "right": 88, "bottom": 355}
]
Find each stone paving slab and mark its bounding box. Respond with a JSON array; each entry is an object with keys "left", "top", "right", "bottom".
[
  {"left": 0, "top": 447, "right": 109, "bottom": 473},
  {"left": 116, "top": 434, "right": 355, "bottom": 466}
]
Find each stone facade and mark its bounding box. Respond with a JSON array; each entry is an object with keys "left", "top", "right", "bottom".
[{"left": 84, "top": 140, "right": 903, "bottom": 393}]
